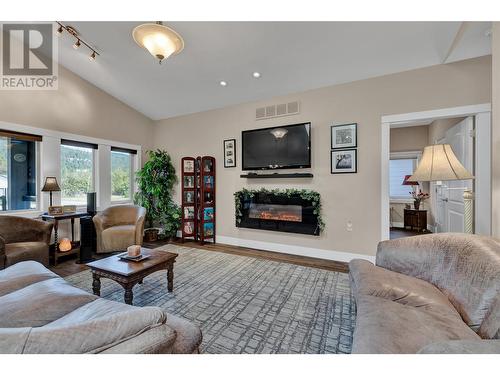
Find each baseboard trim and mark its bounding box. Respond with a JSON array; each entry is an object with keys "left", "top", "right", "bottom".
[{"left": 216, "top": 235, "right": 375, "bottom": 264}]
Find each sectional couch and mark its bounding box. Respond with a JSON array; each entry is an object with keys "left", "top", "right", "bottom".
[
  {"left": 349, "top": 233, "right": 500, "bottom": 354},
  {"left": 0, "top": 261, "right": 202, "bottom": 354}
]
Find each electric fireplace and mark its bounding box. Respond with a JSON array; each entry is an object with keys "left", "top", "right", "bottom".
[{"left": 236, "top": 191, "right": 320, "bottom": 235}]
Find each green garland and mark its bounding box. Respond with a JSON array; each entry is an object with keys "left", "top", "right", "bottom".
[{"left": 234, "top": 188, "right": 325, "bottom": 233}]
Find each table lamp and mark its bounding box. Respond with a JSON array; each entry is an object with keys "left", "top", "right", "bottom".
[
  {"left": 41, "top": 177, "right": 61, "bottom": 206},
  {"left": 408, "top": 144, "right": 474, "bottom": 233}
]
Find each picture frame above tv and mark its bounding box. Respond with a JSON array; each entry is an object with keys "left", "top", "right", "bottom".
[{"left": 242, "top": 122, "right": 311, "bottom": 171}]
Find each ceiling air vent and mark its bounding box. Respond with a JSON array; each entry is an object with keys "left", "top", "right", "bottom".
[{"left": 255, "top": 101, "right": 300, "bottom": 121}]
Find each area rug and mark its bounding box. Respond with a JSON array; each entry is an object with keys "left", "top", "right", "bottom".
[{"left": 65, "top": 244, "right": 355, "bottom": 354}]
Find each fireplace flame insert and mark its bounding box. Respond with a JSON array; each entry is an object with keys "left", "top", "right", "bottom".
[{"left": 236, "top": 191, "right": 319, "bottom": 235}]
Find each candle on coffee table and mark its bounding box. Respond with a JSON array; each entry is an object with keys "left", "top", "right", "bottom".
[{"left": 127, "top": 245, "right": 141, "bottom": 257}]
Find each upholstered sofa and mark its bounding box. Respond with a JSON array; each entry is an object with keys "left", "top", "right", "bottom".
[
  {"left": 93, "top": 205, "right": 146, "bottom": 253},
  {"left": 0, "top": 261, "right": 202, "bottom": 354},
  {"left": 349, "top": 233, "right": 500, "bottom": 354},
  {"left": 0, "top": 216, "right": 53, "bottom": 270}
]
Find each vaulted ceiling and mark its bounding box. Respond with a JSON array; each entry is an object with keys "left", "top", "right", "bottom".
[{"left": 57, "top": 22, "right": 492, "bottom": 120}]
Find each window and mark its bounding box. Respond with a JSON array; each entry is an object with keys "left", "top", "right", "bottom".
[
  {"left": 111, "top": 149, "right": 133, "bottom": 202},
  {"left": 390, "top": 157, "right": 417, "bottom": 200},
  {"left": 0, "top": 131, "right": 40, "bottom": 211},
  {"left": 60, "top": 140, "right": 96, "bottom": 205}
]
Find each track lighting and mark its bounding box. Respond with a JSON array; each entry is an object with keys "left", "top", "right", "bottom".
[{"left": 56, "top": 22, "right": 100, "bottom": 63}]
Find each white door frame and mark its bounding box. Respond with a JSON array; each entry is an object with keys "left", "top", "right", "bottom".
[{"left": 381, "top": 103, "right": 491, "bottom": 241}]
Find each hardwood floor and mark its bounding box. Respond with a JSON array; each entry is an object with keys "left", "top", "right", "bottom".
[{"left": 50, "top": 239, "right": 349, "bottom": 277}]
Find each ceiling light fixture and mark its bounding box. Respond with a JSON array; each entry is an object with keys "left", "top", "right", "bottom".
[
  {"left": 132, "top": 21, "right": 184, "bottom": 65},
  {"left": 253, "top": 72, "right": 261, "bottom": 78},
  {"left": 56, "top": 21, "right": 100, "bottom": 62},
  {"left": 219, "top": 81, "right": 228, "bottom": 87}
]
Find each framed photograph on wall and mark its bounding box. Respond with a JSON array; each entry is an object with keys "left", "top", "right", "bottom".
[
  {"left": 183, "top": 159, "right": 194, "bottom": 173},
  {"left": 223, "top": 139, "right": 236, "bottom": 168},
  {"left": 331, "top": 149, "right": 357, "bottom": 174},
  {"left": 331, "top": 123, "right": 357, "bottom": 149}
]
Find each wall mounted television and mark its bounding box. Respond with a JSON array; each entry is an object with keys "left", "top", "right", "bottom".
[{"left": 242, "top": 122, "right": 311, "bottom": 170}]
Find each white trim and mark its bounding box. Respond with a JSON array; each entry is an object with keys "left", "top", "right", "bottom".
[
  {"left": 0, "top": 120, "right": 141, "bottom": 152},
  {"left": 381, "top": 103, "right": 492, "bottom": 240},
  {"left": 474, "top": 112, "right": 492, "bottom": 235},
  {"left": 216, "top": 235, "right": 376, "bottom": 264},
  {"left": 381, "top": 103, "right": 491, "bottom": 125},
  {"left": 390, "top": 151, "right": 422, "bottom": 159}
]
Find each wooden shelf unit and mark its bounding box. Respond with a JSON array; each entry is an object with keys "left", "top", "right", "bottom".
[{"left": 181, "top": 156, "right": 216, "bottom": 245}]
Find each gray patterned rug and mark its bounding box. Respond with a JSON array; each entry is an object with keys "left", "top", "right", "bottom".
[{"left": 65, "top": 244, "right": 355, "bottom": 354}]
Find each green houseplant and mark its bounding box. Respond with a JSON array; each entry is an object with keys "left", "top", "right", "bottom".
[{"left": 134, "top": 149, "right": 180, "bottom": 242}]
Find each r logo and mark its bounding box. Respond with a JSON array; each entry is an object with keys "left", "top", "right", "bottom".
[{"left": 2, "top": 23, "right": 53, "bottom": 76}]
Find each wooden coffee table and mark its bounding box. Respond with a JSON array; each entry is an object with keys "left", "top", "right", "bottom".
[{"left": 87, "top": 248, "right": 177, "bottom": 305}]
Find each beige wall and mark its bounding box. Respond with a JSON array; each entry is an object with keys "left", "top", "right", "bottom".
[
  {"left": 154, "top": 56, "right": 491, "bottom": 257},
  {"left": 0, "top": 65, "right": 154, "bottom": 158},
  {"left": 390, "top": 125, "right": 429, "bottom": 152},
  {"left": 428, "top": 117, "right": 465, "bottom": 145},
  {"left": 492, "top": 22, "right": 500, "bottom": 237}
]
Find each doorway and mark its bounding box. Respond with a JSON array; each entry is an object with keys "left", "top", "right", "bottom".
[{"left": 381, "top": 104, "right": 491, "bottom": 241}]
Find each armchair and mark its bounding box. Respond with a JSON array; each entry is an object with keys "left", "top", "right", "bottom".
[
  {"left": 93, "top": 205, "right": 146, "bottom": 253},
  {"left": 0, "top": 216, "right": 53, "bottom": 270}
]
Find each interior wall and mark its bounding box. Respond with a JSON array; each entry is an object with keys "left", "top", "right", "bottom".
[
  {"left": 428, "top": 117, "right": 465, "bottom": 145},
  {"left": 0, "top": 64, "right": 154, "bottom": 161},
  {"left": 389, "top": 125, "right": 429, "bottom": 228},
  {"left": 154, "top": 56, "right": 491, "bottom": 259},
  {"left": 390, "top": 125, "right": 429, "bottom": 152}
]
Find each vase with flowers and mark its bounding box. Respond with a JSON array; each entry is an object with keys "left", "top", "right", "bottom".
[{"left": 410, "top": 191, "right": 429, "bottom": 210}]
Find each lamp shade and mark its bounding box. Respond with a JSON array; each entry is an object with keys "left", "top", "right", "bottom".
[
  {"left": 132, "top": 22, "right": 184, "bottom": 64},
  {"left": 41, "top": 177, "right": 61, "bottom": 192},
  {"left": 408, "top": 144, "right": 474, "bottom": 182},
  {"left": 402, "top": 175, "right": 419, "bottom": 186}
]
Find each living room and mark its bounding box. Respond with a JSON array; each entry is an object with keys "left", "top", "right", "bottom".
[{"left": 2, "top": 1, "right": 500, "bottom": 374}]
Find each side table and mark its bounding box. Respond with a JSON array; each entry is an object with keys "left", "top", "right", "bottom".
[{"left": 42, "top": 212, "right": 89, "bottom": 266}]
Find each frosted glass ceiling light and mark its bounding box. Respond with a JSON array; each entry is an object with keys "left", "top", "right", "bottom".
[{"left": 133, "top": 22, "right": 184, "bottom": 64}]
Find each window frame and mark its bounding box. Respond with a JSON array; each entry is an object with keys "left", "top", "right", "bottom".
[
  {"left": 60, "top": 142, "right": 97, "bottom": 208},
  {"left": 0, "top": 132, "right": 41, "bottom": 214},
  {"left": 110, "top": 149, "right": 135, "bottom": 205},
  {"left": 389, "top": 151, "right": 422, "bottom": 203}
]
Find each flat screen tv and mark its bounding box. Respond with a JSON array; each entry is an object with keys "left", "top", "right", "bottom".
[{"left": 242, "top": 122, "right": 311, "bottom": 170}]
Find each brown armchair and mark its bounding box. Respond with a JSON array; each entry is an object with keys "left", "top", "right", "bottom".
[
  {"left": 0, "top": 216, "right": 53, "bottom": 270},
  {"left": 93, "top": 205, "right": 146, "bottom": 253}
]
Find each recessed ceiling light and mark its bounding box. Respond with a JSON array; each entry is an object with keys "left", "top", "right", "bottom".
[
  {"left": 253, "top": 72, "right": 261, "bottom": 78},
  {"left": 219, "top": 81, "right": 227, "bottom": 87}
]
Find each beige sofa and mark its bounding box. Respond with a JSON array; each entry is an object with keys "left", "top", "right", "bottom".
[
  {"left": 349, "top": 233, "right": 500, "bottom": 354},
  {"left": 0, "top": 261, "right": 202, "bottom": 354},
  {"left": 93, "top": 205, "right": 146, "bottom": 253}
]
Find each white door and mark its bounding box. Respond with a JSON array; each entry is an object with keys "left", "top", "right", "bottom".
[{"left": 434, "top": 117, "right": 474, "bottom": 233}]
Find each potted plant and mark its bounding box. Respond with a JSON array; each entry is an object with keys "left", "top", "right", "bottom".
[
  {"left": 134, "top": 149, "right": 180, "bottom": 242},
  {"left": 160, "top": 201, "right": 182, "bottom": 241},
  {"left": 410, "top": 191, "right": 429, "bottom": 210}
]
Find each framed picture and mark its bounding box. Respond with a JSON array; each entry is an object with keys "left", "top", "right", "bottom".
[
  {"left": 48, "top": 205, "right": 64, "bottom": 215},
  {"left": 184, "top": 206, "right": 195, "bottom": 219},
  {"left": 223, "top": 139, "right": 236, "bottom": 168},
  {"left": 183, "top": 221, "right": 194, "bottom": 235},
  {"left": 331, "top": 149, "right": 357, "bottom": 174},
  {"left": 183, "top": 159, "right": 194, "bottom": 173},
  {"left": 331, "top": 123, "right": 357, "bottom": 149},
  {"left": 63, "top": 205, "right": 76, "bottom": 214},
  {"left": 183, "top": 191, "right": 194, "bottom": 204},
  {"left": 183, "top": 176, "right": 194, "bottom": 188}
]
